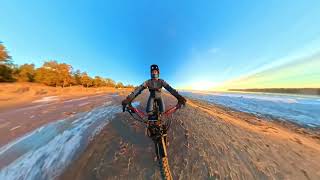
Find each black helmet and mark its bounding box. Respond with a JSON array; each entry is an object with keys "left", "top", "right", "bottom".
[
  {"left": 150, "top": 64, "right": 159, "bottom": 74},
  {"left": 150, "top": 64, "right": 160, "bottom": 79}
]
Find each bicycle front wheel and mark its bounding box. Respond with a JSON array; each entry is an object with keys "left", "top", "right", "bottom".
[{"left": 155, "top": 136, "right": 173, "bottom": 180}]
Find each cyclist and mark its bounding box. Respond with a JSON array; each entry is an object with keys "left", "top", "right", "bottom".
[{"left": 122, "top": 64, "right": 186, "bottom": 114}]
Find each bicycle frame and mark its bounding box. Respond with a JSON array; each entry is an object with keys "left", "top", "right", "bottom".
[{"left": 125, "top": 102, "right": 180, "bottom": 180}]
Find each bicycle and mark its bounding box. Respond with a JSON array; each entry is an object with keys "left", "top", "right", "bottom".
[{"left": 124, "top": 100, "right": 183, "bottom": 180}]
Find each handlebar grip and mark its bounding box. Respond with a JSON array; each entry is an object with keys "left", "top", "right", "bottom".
[{"left": 122, "top": 102, "right": 133, "bottom": 112}]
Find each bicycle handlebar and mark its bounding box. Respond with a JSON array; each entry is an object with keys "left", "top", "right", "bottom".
[{"left": 124, "top": 103, "right": 183, "bottom": 123}]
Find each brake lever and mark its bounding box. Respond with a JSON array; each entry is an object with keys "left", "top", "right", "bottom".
[
  {"left": 123, "top": 102, "right": 132, "bottom": 112},
  {"left": 126, "top": 103, "right": 136, "bottom": 113},
  {"left": 177, "top": 102, "right": 185, "bottom": 108}
]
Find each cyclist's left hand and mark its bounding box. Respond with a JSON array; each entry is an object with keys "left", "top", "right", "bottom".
[{"left": 178, "top": 96, "right": 187, "bottom": 106}]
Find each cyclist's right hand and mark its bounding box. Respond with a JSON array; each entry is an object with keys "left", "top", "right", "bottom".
[{"left": 122, "top": 98, "right": 131, "bottom": 112}]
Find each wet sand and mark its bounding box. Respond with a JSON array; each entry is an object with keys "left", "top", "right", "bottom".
[
  {"left": 60, "top": 93, "right": 320, "bottom": 180},
  {"left": 0, "top": 94, "right": 126, "bottom": 180},
  {"left": 0, "top": 87, "right": 130, "bottom": 146}
]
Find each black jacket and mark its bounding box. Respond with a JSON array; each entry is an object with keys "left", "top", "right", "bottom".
[{"left": 126, "top": 78, "right": 182, "bottom": 100}]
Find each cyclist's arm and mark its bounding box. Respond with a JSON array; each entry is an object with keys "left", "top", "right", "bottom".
[
  {"left": 161, "top": 79, "right": 184, "bottom": 100},
  {"left": 126, "top": 81, "right": 148, "bottom": 101}
]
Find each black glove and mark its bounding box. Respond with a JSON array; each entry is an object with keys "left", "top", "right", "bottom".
[
  {"left": 177, "top": 96, "right": 187, "bottom": 106},
  {"left": 122, "top": 98, "right": 131, "bottom": 112}
]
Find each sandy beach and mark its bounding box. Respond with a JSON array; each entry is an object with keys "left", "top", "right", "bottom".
[
  {"left": 1, "top": 83, "right": 319, "bottom": 179},
  {"left": 60, "top": 92, "right": 320, "bottom": 180}
]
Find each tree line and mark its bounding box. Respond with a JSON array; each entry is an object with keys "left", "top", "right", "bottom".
[{"left": 0, "top": 42, "right": 133, "bottom": 88}]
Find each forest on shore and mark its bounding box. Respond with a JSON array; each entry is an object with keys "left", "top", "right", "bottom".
[{"left": 0, "top": 42, "right": 133, "bottom": 88}]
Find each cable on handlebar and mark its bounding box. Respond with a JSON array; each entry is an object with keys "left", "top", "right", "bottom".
[
  {"left": 128, "top": 109, "right": 147, "bottom": 123},
  {"left": 125, "top": 103, "right": 182, "bottom": 126},
  {"left": 126, "top": 103, "right": 148, "bottom": 124}
]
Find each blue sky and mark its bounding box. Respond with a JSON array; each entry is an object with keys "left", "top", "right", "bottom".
[{"left": 1, "top": 0, "right": 320, "bottom": 90}]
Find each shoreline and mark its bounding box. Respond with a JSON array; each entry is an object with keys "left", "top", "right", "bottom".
[
  {"left": 191, "top": 96, "right": 320, "bottom": 133},
  {"left": 187, "top": 98, "right": 320, "bottom": 148},
  {"left": 182, "top": 91, "right": 320, "bottom": 129},
  {"left": 228, "top": 88, "right": 320, "bottom": 97}
]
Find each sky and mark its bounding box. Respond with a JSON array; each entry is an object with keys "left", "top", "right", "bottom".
[{"left": 1, "top": 0, "right": 320, "bottom": 90}]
